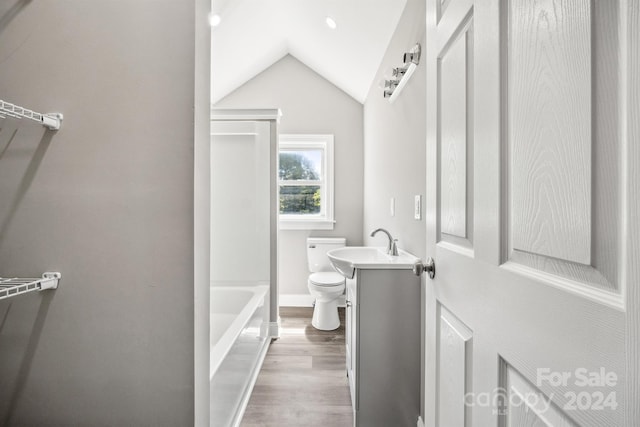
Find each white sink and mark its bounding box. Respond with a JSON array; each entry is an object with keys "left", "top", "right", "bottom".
[{"left": 327, "top": 246, "right": 420, "bottom": 279}]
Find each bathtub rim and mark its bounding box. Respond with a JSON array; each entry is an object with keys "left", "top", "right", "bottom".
[{"left": 210, "top": 284, "right": 269, "bottom": 379}]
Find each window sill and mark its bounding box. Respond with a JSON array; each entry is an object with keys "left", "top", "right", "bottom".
[{"left": 279, "top": 219, "right": 335, "bottom": 230}]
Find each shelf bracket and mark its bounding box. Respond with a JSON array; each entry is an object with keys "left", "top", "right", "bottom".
[{"left": 0, "top": 272, "right": 62, "bottom": 301}]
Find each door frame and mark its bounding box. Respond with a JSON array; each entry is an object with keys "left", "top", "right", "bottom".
[{"left": 194, "top": 0, "right": 212, "bottom": 425}]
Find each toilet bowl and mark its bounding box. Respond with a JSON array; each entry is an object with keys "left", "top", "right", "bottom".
[
  {"left": 306, "top": 238, "right": 346, "bottom": 331},
  {"left": 308, "top": 272, "right": 345, "bottom": 330}
]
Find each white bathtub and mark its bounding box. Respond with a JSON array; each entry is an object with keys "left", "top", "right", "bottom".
[
  {"left": 210, "top": 285, "right": 269, "bottom": 377},
  {"left": 210, "top": 284, "right": 270, "bottom": 427}
]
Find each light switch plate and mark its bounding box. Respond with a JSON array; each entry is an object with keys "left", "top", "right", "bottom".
[{"left": 414, "top": 195, "right": 421, "bottom": 220}]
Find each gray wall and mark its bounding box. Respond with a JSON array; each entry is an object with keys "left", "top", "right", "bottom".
[
  {"left": 362, "top": 0, "right": 426, "bottom": 420},
  {"left": 0, "top": 1, "right": 203, "bottom": 425},
  {"left": 363, "top": 0, "right": 426, "bottom": 260},
  {"left": 214, "top": 55, "right": 364, "bottom": 300}
]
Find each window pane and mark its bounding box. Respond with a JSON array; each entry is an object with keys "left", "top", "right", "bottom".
[
  {"left": 279, "top": 150, "right": 322, "bottom": 181},
  {"left": 280, "top": 185, "right": 321, "bottom": 214}
]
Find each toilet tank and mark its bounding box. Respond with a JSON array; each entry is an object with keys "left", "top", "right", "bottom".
[{"left": 307, "top": 237, "right": 346, "bottom": 273}]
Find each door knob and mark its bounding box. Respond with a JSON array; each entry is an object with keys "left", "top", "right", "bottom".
[{"left": 413, "top": 257, "right": 435, "bottom": 279}]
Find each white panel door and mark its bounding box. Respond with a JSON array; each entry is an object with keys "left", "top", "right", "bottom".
[{"left": 425, "top": 1, "right": 639, "bottom": 426}]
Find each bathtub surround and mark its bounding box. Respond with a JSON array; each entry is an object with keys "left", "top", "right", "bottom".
[
  {"left": 210, "top": 110, "right": 280, "bottom": 334},
  {"left": 214, "top": 55, "right": 364, "bottom": 305},
  {"left": 209, "top": 112, "right": 278, "bottom": 425},
  {"left": 0, "top": 1, "right": 210, "bottom": 425}
]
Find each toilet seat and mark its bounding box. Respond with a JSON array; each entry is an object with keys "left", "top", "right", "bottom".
[{"left": 309, "top": 272, "right": 344, "bottom": 287}]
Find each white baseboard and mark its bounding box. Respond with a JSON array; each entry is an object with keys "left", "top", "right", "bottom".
[
  {"left": 417, "top": 416, "right": 425, "bottom": 427},
  {"left": 279, "top": 293, "right": 346, "bottom": 307},
  {"left": 279, "top": 294, "right": 315, "bottom": 307}
]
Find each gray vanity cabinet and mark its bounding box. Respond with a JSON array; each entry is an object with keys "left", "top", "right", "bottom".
[{"left": 345, "top": 268, "right": 421, "bottom": 427}]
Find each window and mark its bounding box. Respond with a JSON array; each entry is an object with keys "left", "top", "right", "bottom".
[{"left": 279, "top": 134, "right": 334, "bottom": 230}]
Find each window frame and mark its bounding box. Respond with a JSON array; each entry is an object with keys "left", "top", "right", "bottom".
[{"left": 278, "top": 134, "right": 335, "bottom": 230}]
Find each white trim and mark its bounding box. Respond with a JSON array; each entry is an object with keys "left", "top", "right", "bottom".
[
  {"left": 279, "top": 219, "right": 336, "bottom": 230},
  {"left": 619, "top": 0, "right": 629, "bottom": 312},
  {"left": 211, "top": 108, "right": 282, "bottom": 122},
  {"left": 417, "top": 416, "right": 425, "bottom": 427},
  {"left": 279, "top": 294, "right": 315, "bottom": 307},
  {"left": 437, "top": 240, "right": 475, "bottom": 258},
  {"left": 279, "top": 293, "right": 346, "bottom": 307},
  {"left": 279, "top": 134, "right": 335, "bottom": 229},
  {"left": 193, "top": 1, "right": 211, "bottom": 423},
  {"left": 501, "top": 261, "right": 625, "bottom": 311}
]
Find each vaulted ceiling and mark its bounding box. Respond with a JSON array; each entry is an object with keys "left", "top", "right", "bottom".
[{"left": 211, "top": 0, "right": 407, "bottom": 104}]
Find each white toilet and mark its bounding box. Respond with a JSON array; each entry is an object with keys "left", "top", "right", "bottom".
[{"left": 307, "top": 237, "right": 346, "bottom": 330}]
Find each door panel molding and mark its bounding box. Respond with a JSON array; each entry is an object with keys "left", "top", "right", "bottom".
[
  {"left": 439, "top": 24, "right": 470, "bottom": 240},
  {"left": 499, "top": 359, "right": 579, "bottom": 427},
  {"left": 501, "top": 261, "right": 624, "bottom": 311},
  {"left": 501, "top": 0, "right": 624, "bottom": 303},
  {"left": 437, "top": 3, "right": 475, "bottom": 253},
  {"left": 437, "top": 303, "right": 473, "bottom": 427},
  {"left": 509, "top": 0, "right": 593, "bottom": 266},
  {"left": 437, "top": 0, "right": 473, "bottom": 51}
]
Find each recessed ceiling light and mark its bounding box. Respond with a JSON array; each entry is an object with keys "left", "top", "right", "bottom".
[
  {"left": 325, "top": 16, "right": 337, "bottom": 29},
  {"left": 209, "top": 13, "right": 221, "bottom": 27}
]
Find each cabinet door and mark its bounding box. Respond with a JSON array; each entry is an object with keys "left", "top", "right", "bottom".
[{"left": 357, "top": 269, "right": 420, "bottom": 426}]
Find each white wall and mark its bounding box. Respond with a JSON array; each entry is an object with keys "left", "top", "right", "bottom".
[
  {"left": 363, "top": 0, "right": 426, "bottom": 261},
  {"left": 214, "top": 55, "right": 364, "bottom": 303}
]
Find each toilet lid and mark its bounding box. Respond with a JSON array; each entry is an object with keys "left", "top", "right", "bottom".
[{"left": 309, "top": 272, "right": 345, "bottom": 287}]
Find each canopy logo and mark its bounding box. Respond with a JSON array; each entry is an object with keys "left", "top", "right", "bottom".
[
  {"left": 463, "top": 368, "right": 618, "bottom": 415},
  {"left": 463, "top": 387, "right": 552, "bottom": 416}
]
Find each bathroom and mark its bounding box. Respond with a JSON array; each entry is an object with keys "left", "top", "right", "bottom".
[
  {"left": 0, "top": 0, "right": 638, "bottom": 426},
  {"left": 209, "top": 0, "right": 425, "bottom": 424}
]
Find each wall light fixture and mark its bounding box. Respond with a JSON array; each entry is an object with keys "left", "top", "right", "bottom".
[{"left": 382, "top": 43, "right": 421, "bottom": 103}]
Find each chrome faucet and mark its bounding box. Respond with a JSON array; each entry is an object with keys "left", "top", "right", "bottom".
[{"left": 370, "top": 228, "right": 399, "bottom": 256}]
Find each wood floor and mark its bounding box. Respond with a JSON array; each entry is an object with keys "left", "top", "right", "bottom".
[{"left": 240, "top": 307, "right": 353, "bottom": 427}]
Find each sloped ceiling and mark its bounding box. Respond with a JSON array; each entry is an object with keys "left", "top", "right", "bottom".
[{"left": 211, "top": 0, "right": 407, "bottom": 104}]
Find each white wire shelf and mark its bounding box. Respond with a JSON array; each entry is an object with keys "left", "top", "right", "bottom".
[
  {"left": 0, "top": 99, "right": 63, "bottom": 130},
  {"left": 0, "top": 272, "right": 61, "bottom": 301}
]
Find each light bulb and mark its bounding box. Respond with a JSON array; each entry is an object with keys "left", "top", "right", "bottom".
[
  {"left": 384, "top": 67, "right": 395, "bottom": 79},
  {"left": 209, "top": 13, "right": 221, "bottom": 27},
  {"left": 325, "top": 16, "right": 337, "bottom": 29}
]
